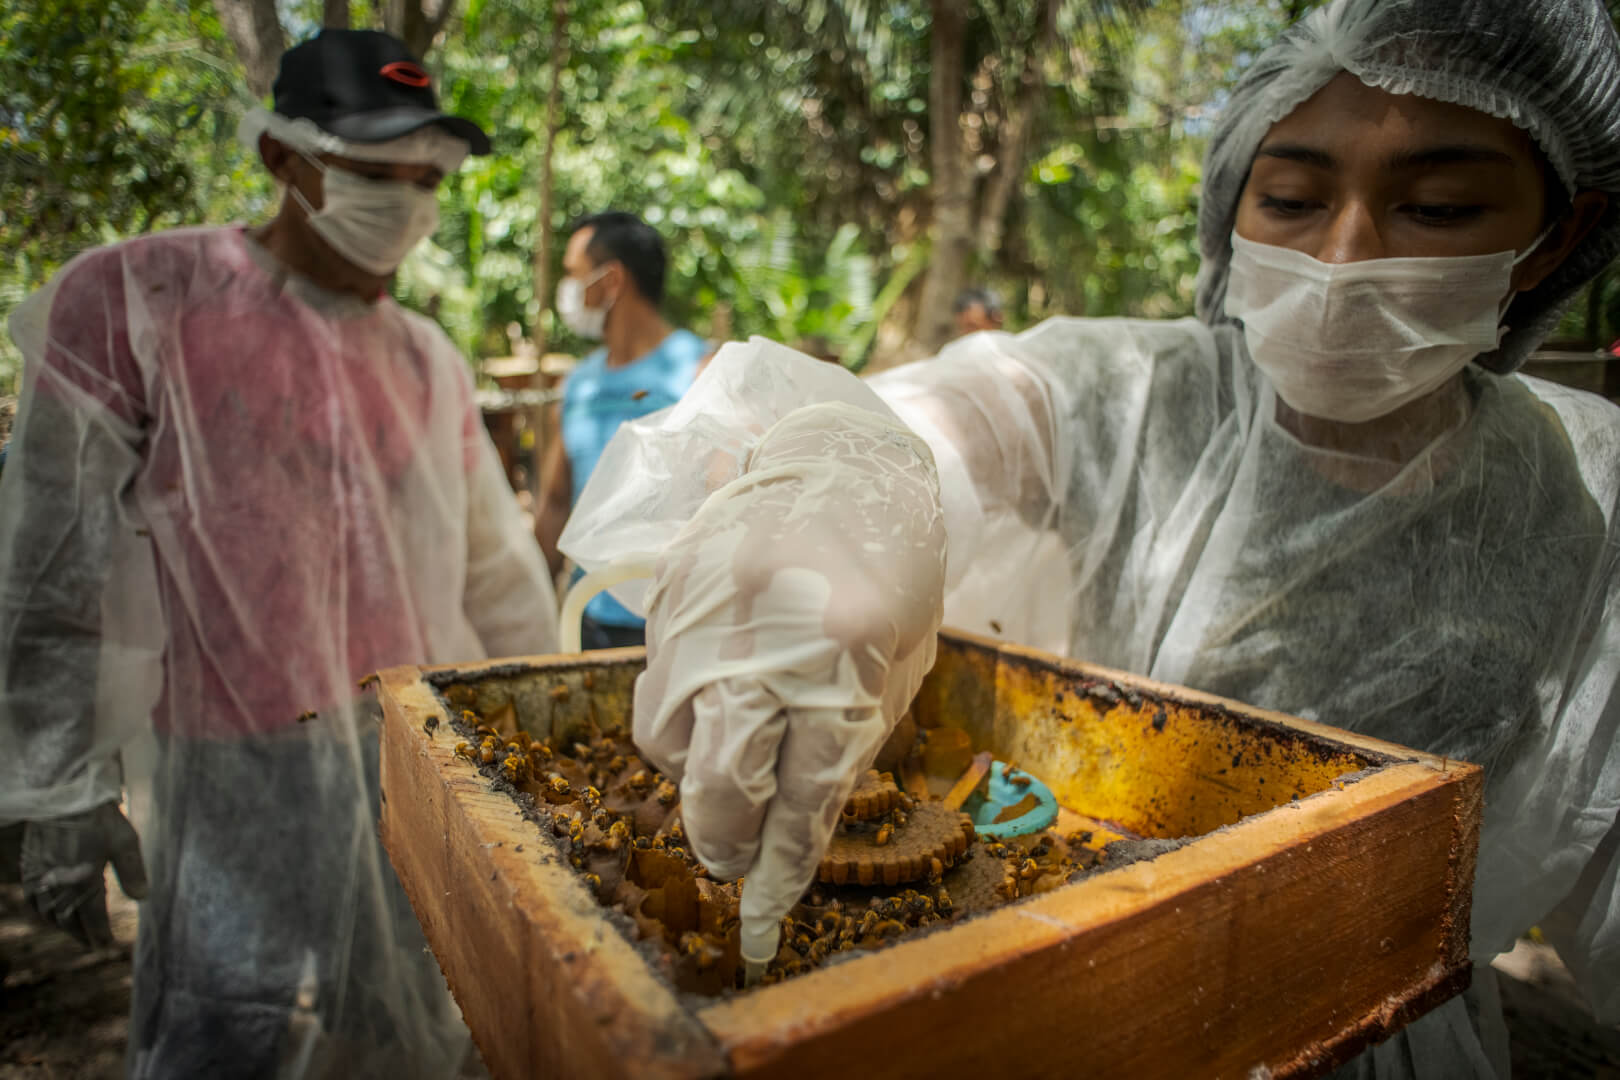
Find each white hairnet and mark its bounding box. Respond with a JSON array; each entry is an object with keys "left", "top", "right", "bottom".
[
  {"left": 1195, "top": 0, "right": 1620, "bottom": 373},
  {"left": 237, "top": 106, "right": 471, "bottom": 174}
]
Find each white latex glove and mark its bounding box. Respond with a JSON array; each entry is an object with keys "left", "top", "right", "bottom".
[{"left": 630, "top": 401, "right": 947, "bottom": 971}]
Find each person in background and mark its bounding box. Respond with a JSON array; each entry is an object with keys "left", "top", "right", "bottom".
[
  {"left": 535, "top": 211, "right": 706, "bottom": 649},
  {"left": 0, "top": 30, "right": 557, "bottom": 1078},
  {"left": 951, "top": 285, "right": 1005, "bottom": 337}
]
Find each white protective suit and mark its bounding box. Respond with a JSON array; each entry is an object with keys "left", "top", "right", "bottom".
[
  {"left": 0, "top": 225, "right": 557, "bottom": 1078},
  {"left": 561, "top": 0, "right": 1620, "bottom": 1074}
]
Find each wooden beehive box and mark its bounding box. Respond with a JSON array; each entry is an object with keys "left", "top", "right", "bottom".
[{"left": 377, "top": 630, "right": 1481, "bottom": 1080}]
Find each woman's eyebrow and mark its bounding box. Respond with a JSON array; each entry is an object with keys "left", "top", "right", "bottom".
[
  {"left": 1256, "top": 143, "right": 1337, "bottom": 169},
  {"left": 1255, "top": 142, "right": 1518, "bottom": 172},
  {"left": 1383, "top": 144, "right": 1519, "bottom": 170}
]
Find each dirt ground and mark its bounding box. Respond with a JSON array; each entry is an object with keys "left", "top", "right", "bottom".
[{"left": 2, "top": 874, "right": 1617, "bottom": 1078}]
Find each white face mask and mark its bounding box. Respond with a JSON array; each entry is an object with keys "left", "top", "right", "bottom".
[
  {"left": 290, "top": 156, "right": 440, "bottom": 276},
  {"left": 556, "top": 266, "right": 614, "bottom": 340},
  {"left": 1224, "top": 230, "right": 1550, "bottom": 424}
]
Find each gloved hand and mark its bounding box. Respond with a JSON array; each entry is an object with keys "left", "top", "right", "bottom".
[
  {"left": 629, "top": 400, "right": 948, "bottom": 971},
  {"left": 20, "top": 801, "right": 148, "bottom": 948}
]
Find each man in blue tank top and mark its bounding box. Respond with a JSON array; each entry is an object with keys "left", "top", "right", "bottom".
[{"left": 536, "top": 211, "right": 706, "bottom": 649}]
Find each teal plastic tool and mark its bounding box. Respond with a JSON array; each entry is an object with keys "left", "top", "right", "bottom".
[{"left": 968, "top": 761, "right": 1059, "bottom": 838}]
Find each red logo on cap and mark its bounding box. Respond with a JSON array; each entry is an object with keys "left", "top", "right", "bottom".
[{"left": 380, "top": 61, "right": 431, "bottom": 88}]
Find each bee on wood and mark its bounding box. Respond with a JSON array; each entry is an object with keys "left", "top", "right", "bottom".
[
  {"left": 655, "top": 780, "right": 679, "bottom": 806},
  {"left": 1017, "top": 857, "right": 1040, "bottom": 880},
  {"left": 549, "top": 777, "right": 572, "bottom": 798},
  {"left": 627, "top": 770, "right": 653, "bottom": 792},
  {"left": 874, "top": 823, "right": 894, "bottom": 846},
  {"left": 891, "top": 809, "right": 909, "bottom": 828},
  {"left": 907, "top": 894, "right": 934, "bottom": 918},
  {"left": 453, "top": 742, "right": 473, "bottom": 761},
  {"left": 502, "top": 755, "right": 529, "bottom": 784},
  {"left": 633, "top": 835, "right": 654, "bottom": 851},
  {"left": 479, "top": 738, "right": 498, "bottom": 765},
  {"left": 871, "top": 919, "right": 906, "bottom": 939},
  {"left": 935, "top": 889, "right": 954, "bottom": 916},
  {"left": 583, "top": 872, "right": 602, "bottom": 892}
]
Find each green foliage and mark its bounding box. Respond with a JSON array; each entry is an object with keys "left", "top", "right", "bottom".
[
  {"left": 0, "top": 0, "right": 268, "bottom": 387},
  {"left": 29, "top": 0, "right": 1613, "bottom": 402},
  {"left": 425, "top": 0, "right": 894, "bottom": 362}
]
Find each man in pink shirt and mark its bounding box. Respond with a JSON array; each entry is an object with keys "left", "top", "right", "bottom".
[{"left": 0, "top": 31, "right": 556, "bottom": 1079}]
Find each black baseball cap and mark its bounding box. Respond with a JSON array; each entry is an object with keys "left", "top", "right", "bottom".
[{"left": 271, "top": 29, "right": 490, "bottom": 155}]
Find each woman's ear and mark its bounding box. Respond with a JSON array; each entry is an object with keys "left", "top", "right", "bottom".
[{"left": 1516, "top": 190, "right": 1609, "bottom": 292}]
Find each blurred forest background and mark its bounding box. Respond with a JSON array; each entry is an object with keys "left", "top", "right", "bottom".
[{"left": 5, "top": 0, "right": 1620, "bottom": 390}]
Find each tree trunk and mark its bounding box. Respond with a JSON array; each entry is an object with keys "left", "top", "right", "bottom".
[
  {"left": 913, "top": 0, "right": 974, "bottom": 353},
  {"left": 383, "top": 0, "right": 456, "bottom": 59},
  {"left": 213, "top": 0, "right": 286, "bottom": 100},
  {"left": 977, "top": 0, "right": 1056, "bottom": 262},
  {"left": 533, "top": 0, "right": 569, "bottom": 352},
  {"left": 324, "top": 0, "right": 350, "bottom": 29}
]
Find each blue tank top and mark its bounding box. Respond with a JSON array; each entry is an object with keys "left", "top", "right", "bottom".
[{"left": 561, "top": 328, "right": 705, "bottom": 626}]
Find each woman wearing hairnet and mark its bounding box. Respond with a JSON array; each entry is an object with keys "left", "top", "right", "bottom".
[{"left": 561, "top": 0, "right": 1620, "bottom": 1074}]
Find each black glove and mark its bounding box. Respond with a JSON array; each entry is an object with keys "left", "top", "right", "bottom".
[{"left": 20, "top": 801, "right": 148, "bottom": 948}]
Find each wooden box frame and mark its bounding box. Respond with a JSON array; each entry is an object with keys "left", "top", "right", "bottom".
[{"left": 377, "top": 630, "right": 1481, "bottom": 1080}]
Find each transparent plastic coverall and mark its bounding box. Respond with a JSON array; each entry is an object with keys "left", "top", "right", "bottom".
[
  {"left": 562, "top": 0, "right": 1620, "bottom": 1074},
  {"left": 0, "top": 223, "right": 557, "bottom": 1077}
]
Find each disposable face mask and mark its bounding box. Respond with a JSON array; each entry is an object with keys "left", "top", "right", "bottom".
[
  {"left": 290, "top": 156, "right": 440, "bottom": 276},
  {"left": 556, "top": 266, "right": 613, "bottom": 340},
  {"left": 1225, "top": 230, "right": 1550, "bottom": 423}
]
